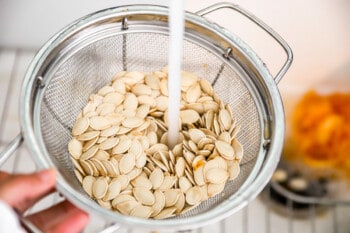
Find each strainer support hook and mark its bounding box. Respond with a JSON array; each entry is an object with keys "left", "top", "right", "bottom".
[{"left": 196, "top": 2, "right": 293, "bottom": 83}]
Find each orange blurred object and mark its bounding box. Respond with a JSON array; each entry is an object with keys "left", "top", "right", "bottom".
[{"left": 286, "top": 91, "right": 350, "bottom": 179}]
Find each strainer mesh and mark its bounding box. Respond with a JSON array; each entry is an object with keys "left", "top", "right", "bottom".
[{"left": 40, "top": 32, "right": 261, "bottom": 217}]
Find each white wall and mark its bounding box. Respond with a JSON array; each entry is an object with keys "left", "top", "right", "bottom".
[{"left": 1, "top": 0, "right": 349, "bottom": 100}]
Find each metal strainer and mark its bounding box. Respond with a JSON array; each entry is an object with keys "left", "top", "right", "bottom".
[{"left": 0, "top": 2, "right": 292, "bottom": 231}]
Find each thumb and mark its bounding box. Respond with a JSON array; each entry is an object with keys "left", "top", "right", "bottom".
[{"left": 0, "top": 169, "right": 56, "bottom": 212}]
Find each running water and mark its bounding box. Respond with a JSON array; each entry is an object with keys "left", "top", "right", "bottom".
[{"left": 167, "top": 0, "right": 184, "bottom": 149}]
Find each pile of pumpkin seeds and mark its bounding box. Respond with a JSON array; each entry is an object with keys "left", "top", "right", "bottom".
[{"left": 68, "top": 68, "right": 243, "bottom": 219}]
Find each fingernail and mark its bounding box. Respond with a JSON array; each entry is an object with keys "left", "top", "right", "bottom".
[{"left": 38, "top": 169, "right": 55, "bottom": 182}]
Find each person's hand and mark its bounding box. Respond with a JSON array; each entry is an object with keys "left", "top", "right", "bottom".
[{"left": 0, "top": 169, "right": 89, "bottom": 233}]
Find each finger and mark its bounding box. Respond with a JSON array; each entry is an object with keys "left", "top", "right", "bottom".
[
  {"left": 0, "top": 169, "right": 56, "bottom": 213},
  {"left": 27, "top": 200, "right": 89, "bottom": 233},
  {"left": 0, "top": 171, "right": 10, "bottom": 182}
]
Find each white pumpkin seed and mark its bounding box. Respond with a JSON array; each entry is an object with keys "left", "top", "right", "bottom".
[
  {"left": 159, "top": 176, "right": 176, "bottom": 191},
  {"left": 136, "top": 104, "right": 150, "bottom": 118},
  {"left": 205, "top": 168, "right": 228, "bottom": 184},
  {"left": 82, "top": 137, "right": 99, "bottom": 152},
  {"left": 122, "top": 116, "right": 144, "bottom": 128},
  {"left": 100, "top": 125, "right": 119, "bottom": 137},
  {"left": 99, "top": 137, "right": 119, "bottom": 150},
  {"left": 207, "top": 182, "right": 225, "bottom": 197},
  {"left": 103, "top": 181, "right": 122, "bottom": 201},
  {"left": 181, "top": 71, "right": 197, "bottom": 87},
  {"left": 199, "top": 78, "right": 214, "bottom": 96},
  {"left": 180, "top": 109, "right": 200, "bottom": 124},
  {"left": 232, "top": 138, "right": 243, "bottom": 161},
  {"left": 91, "top": 158, "right": 108, "bottom": 176},
  {"left": 155, "top": 96, "right": 168, "bottom": 112},
  {"left": 111, "top": 194, "right": 135, "bottom": 208},
  {"left": 179, "top": 176, "right": 192, "bottom": 193},
  {"left": 215, "top": 140, "right": 235, "bottom": 160},
  {"left": 131, "top": 176, "right": 152, "bottom": 189},
  {"left": 117, "top": 200, "right": 141, "bottom": 215},
  {"left": 68, "top": 138, "right": 83, "bottom": 159},
  {"left": 98, "top": 85, "right": 115, "bottom": 96},
  {"left": 175, "top": 157, "right": 185, "bottom": 177},
  {"left": 193, "top": 166, "right": 206, "bottom": 186},
  {"left": 79, "top": 160, "right": 94, "bottom": 176},
  {"left": 92, "top": 177, "right": 108, "bottom": 199},
  {"left": 185, "top": 83, "right": 201, "bottom": 103},
  {"left": 145, "top": 74, "right": 160, "bottom": 90},
  {"left": 151, "top": 190, "right": 165, "bottom": 217},
  {"left": 89, "top": 116, "right": 111, "bottom": 130},
  {"left": 164, "top": 189, "right": 181, "bottom": 207},
  {"left": 112, "top": 138, "right": 132, "bottom": 154},
  {"left": 219, "top": 109, "right": 232, "bottom": 131},
  {"left": 129, "top": 139, "right": 143, "bottom": 158},
  {"left": 135, "top": 154, "right": 147, "bottom": 168},
  {"left": 123, "top": 93, "right": 138, "bottom": 110},
  {"left": 77, "top": 131, "right": 100, "bottom": 141},
  {"left": 188, "top": 128, "right": 206, "bottom": 144},
  {"left": 228, "top": 160, "right": 240, "bottom": 180},
  {"left": 130, "top": 205, "right": 153, "bottom": 219},
  {"left": 185, "top": 186, "right": 202, "bottom": 206},
  {"left": 82, "top": 175, "right": 96, "bottom": 197},
  {"left": 153, "top": 207, "right": 177, "bottom": 220},
  {"left": 159, "top": 79, "right": 169, "bottom": 96},
  {"left": 127, "top": 168, "right": 142, "bottom": 181},
  {"left": 80, "top": 145, "right": 99, "bottom": 160},
  {"left": 133, "top": 188, "right": 155, "bottom": 206},
  {"left": 112, "top": 175, "right": 130, "bottom": 190},
  {"left": 174, "top": 191, "right": 185, "bottom": 214},
  {"left": 119, "top": 153, "right": 136, "bottom": 174},
  {"left": 103, "top": 92, "right": 124, "bottom": 105},
  {"left": 126, "top": 71, "right": 144, "bottom": 82},
  {"left": 72, "top": 117, "right": 89, "bottom": 136},
  {"left": 132, "top": 83, "right": 152, "bottom": 96},
  {"left": 102, "top": 160, "right": 118, "bottom": 177},
  {"left": 97, "top": 199, "right": 112, "bottom": 210},
  {"left": 149, "top": 167, "right": 164, "bottom": 190}
]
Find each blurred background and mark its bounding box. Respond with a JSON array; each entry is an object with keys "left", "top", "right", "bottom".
[{"left": 0, "top": 0, "right": 349, "bottom": 232}]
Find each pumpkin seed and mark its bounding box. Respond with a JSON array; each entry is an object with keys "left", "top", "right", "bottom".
[
  {"left": 103, "top": 181, "right": 122, "bottom": 201},
  {"left": 92, "top": 177, "right": 108, "bottom": 199},
  {"left": 207, "top": 182, "right": 225, "bottom": 197},
  {"left": 68, "top": 138, "right": 83, "bottom": 159},
  {"left": 150, "top": 190, "right": 165, "bottom": 217},
  {"left": 131, "top": 176, "right": 152, "bottom": 189},
  {"left": 77, "top": 131, "right": 100, "bottom": 141},
  {"left": 111, "top": 194, "right": 135, "bottom": 208},
  {"left": 153, "top": 207, "right": 177, "bottom": 220},
  {"left": 149, "top": 167, "right": 164, "bottom": 190},
  {"left": 133, "top": 188, "right": 155, "bottom": 206},
  {"left": 185, "top": 186, "right": 202, "bottom": 206},
  {"left": 72, "top": 117, "right": 89, "bottom": 136},
  {"left": 117, "top": 200, "right": 141, "bottom": 215},
  {"left": 82, "top": 175, "right": 96, "bottom": 197},
  {"left": 215, "top": 140, "right": 235, "bottom": 160},
  {"left": 164, "top": 189, "right": 181, "bottom": 207},
  {"left": 119, "top": 153, "right": 136, "bottom": 174},
  {"left": 130, "top": 205, "right": 153, "bottom": 219},
  {"left": 205, "top": 168, "right": 228, "bottom": 184}
]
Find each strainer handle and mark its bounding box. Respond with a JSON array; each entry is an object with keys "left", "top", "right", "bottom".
[
  {"left": 0, "top": 134, "right": 23, "bottom": 166},
  {"left": 196, "top": 2, "right": 293, "bottom": 84}
]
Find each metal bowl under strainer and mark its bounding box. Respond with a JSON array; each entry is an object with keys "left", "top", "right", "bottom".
[{"left": 0, "top": 2, "right": 292, "bottom": 231}]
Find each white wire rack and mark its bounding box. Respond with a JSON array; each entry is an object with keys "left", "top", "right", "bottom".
[{"left": 1, "top": 48, "right": 350, "bottom": 233}]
